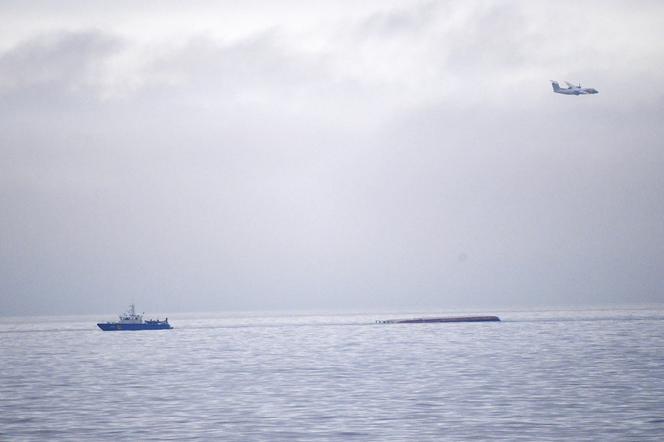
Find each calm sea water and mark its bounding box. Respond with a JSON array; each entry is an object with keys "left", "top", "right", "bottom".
[{"left": 1, "top": 308, "right": 663, "bottom": 441}]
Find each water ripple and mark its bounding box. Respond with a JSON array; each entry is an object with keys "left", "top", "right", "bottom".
[{"left": 1, "top": 308, "right": 664, "bottom": 440}]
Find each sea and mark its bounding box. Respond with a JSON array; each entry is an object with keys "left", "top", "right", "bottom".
[{"left": 1, "top": 307, "right": 663, "bottom": 441}]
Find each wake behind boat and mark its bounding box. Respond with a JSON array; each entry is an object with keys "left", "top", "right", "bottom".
[{"left": 97, "top": 304, "right": 172, "bottom": 331}]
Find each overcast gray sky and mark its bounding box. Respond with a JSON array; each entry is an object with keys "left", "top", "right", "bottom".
[{"left": 1, "top": 1, "right": 663, "bottom": 315}]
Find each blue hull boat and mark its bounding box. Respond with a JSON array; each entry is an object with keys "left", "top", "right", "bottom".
[
  {"left": 97, "top": 322, "right": 172, "bottom": 331},
  {"left": 97, "top": 304, "right": 172, "bottom": 331}
]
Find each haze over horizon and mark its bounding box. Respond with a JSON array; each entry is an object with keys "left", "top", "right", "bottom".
[{"left": 1, "top": 1, "right": 663, "bottom": 316}]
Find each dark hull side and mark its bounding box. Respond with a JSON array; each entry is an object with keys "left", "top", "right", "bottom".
[
  {"left": 377, "top": 316, "right": 500, "bottom": 324},
  {"left": 97, "top": 323, "right": 172, "bottom": 331}
]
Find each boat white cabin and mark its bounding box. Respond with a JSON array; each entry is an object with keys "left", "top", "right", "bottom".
[{"left": 117, "top": 304, "right": 144, "bottom": 324}]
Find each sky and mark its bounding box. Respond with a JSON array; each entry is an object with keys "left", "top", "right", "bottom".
[{"left": 1, "top": 1, "right": 663, "bottom": 315}]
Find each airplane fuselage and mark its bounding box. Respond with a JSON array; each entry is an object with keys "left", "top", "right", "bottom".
[{"left": 555, "top": 88, "right": 598, "bottom": 95}]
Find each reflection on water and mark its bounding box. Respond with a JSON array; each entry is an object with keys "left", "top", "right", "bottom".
[{"left": 1, "top": 308, "right": 663, "bottom": 440}]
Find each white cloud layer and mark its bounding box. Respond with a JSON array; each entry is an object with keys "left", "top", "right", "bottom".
[{"left": 1, "top": 1, "right": 663, "bottom": 314}]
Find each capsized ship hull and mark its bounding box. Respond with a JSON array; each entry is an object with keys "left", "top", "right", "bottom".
[{"left": 376, "top": 316, "right": 500, "bottom": 324}]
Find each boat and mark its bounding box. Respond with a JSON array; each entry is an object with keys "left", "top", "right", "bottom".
[
  {"left": 376, "top": 315, "right": 500, "bottom": 324},
  {"left": 97, "top": 304, "right": 172, "bottom": 331}
]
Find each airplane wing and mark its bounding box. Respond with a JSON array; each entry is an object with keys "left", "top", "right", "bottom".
[{"left": 564, "top": 81, "right": 577, "bottom": 88}]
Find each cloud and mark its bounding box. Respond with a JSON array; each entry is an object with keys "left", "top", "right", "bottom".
[
  {"left": 0, "top": 30, "right": 122, "bottom": 97},
  {"left": 1, "top": 2, "right": 663, "bottom": 314},
  {"left": 145, "top": 31, "right": 335, "bottom": 113}
]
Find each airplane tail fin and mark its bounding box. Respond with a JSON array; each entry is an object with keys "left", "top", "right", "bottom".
[{"left": 550, "top": 80, "right": 561, "bottom": 92}]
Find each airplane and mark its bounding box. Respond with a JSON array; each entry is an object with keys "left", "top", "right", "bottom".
[{"left": 551, "top": 80, "right": 598, "bottom": 95}]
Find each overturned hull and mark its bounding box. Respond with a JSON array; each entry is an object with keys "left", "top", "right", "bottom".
[{"left": 376, "top": 316, "right": 500, "bottom": 324}]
